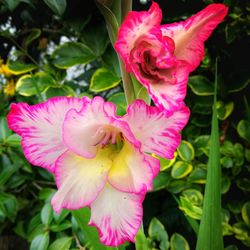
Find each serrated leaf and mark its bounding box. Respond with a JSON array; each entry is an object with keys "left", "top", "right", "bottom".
[
  {"left": 52, "top": 42, "right": 95, "bottom": 68},
  {"left": 90, "top": 67, "right": 121, "bottom": 92},
  {"left": 43, "top": 0, "right": 66, "bottom": 15}
]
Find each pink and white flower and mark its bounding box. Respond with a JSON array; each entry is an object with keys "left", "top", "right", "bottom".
[
  {"left": 115, "top": 2, "right": 228, "bottom": 111},
  {"left": 7, "top": 96, "right": 189, "bottom": 246}
]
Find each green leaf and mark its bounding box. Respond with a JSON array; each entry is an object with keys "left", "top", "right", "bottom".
[
  {"left": 48, "top": 237, "right": 72, "bottom": 250},
  {"left": 43, "top": 0, "right": 66, "bottom": 15},
  {"left": 53, "top": 209, "right": 70, "bottom": 224},
  {"left": 30, "top": 233, "right": 50, "bottom": 250},
  {"left": 0, "top": 192, "right": 17, "bottom": 221},
  {"left": 72, "top": 208, "right": 109, "bottom": 250},
  {"left": 171, "top": 161, "right": 193, "bottom": 179},
  {"left": 177, "top": 141, "right": 195, "bottom": 162},
  {"left": 23, "top": 28, "right": 41, "bottom": 48},
  {"left": 15, "top": 73, "right": 51, "bottom": 96},
  {"left": 188, "top": 76, "right": 214, "bottom": 96},
  {"left": 0, "top": 117, "right": 12, "bottom": 141},
  {"left": 159, "top": 152, "right": 177, "bottom": 171},
  {"left": 82, "top": 23, "right": 108, "bottom": 57},
  {"left": 221, "top": 156, "right": 233, "bottom": 168},
  {"left": 167, "top": 180, "right": 191, "bottom": 194},
  {"left": 170, "top": 233, "right": 190, "bottom": 250},
  {"left": 50, "top": 221, "right": 72, "bottom": 232},
  {"left": 108, "top": 92, "right": 127, "bottom": 116},
  {"left": 3, "top": 0, "right": 28, "bottom": 11},
  {"left": 237, "top": 120, "right": 250, "bottom": 143},
  {"left": 241, "top": 201, "right": 250, "bottom": 226},
  {"left": 179, "top": 196, "right": 202, "bottom": 220},
  {"left": 7, "top": 60, "right": 37, "bottom": 75},
  {"left": 196, "top": 61, "right": 224, "bottom": 250},
  {"left": 187, "top": 166, "right": 207, "bottom": 184},
  {"left": 221, "top": 176, "right": 231, "bottom": 194},
  {"left": 152, "top": 172, "right": 171, "bottom": 191},
  {"left": 90, "top": 67, "right": 121, "bottom": 92},
  {"left": 236, "top": 178, "right": 250, "bottom": 192},
  {"left": 41, "top": 203, "right": 53, "bottom": 226},
  {"left": 96, "top": 1, "right": 119, "bottom": 44},
  {"left": 148, "top": 218, "right": 169, "bottom": 250},
  {"left": 52, "top": 42, "right": 95, "bottom": 69},
  {"left": 135, "top": 228, "right": 149, "bottom": 250},
  {"left": 216, "top": 101, "right": 234, "bottom": 120},
  {"left": 5, "top": 133, "right": 21, "bottom": 147}
]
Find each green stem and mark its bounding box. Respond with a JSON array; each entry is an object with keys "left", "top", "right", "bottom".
[
  {"left": 118, "top": 56, "right": 136, "bottom": 104},
  {"left": 119, "top": 0, "right": 136, "bottom": 104},
  {"left": 121, "top": 0, "right": 132, "bottom": 21}
]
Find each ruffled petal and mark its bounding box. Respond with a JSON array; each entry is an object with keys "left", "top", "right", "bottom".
[
  {"left": 63, "top": 96, "right": 140, "bottom": 159},
  {"left": 89, "top": 185, "right": 144, "bottom": 246},
  {"left": 115, "top": 2, "right": 162, "bottom": 71},
  {"left": 6, "top": 97, "right": 84, "bottom": 172},
  {"left": 108, "top": 141, "right": 153, "bottom": 193},
  {"left": 51, "top": 149, "right": 112, "bottom": 213},
  {"left": 134, "top": 60, "right": 190, "bottom": 112},
  {"left": 123, "top": 100, "right": 190, "bottom": 159},
  {"left": 161, "top": 4, "right": 228, "bottom": 71}
]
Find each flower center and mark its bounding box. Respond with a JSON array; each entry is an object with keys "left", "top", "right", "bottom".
[{"left": 92, "top": 126, "right": 124, "bottom": 150}]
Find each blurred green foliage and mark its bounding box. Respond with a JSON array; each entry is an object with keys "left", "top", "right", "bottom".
[{"left": 0, "top": 0, "right": 249, "bottom": 249}]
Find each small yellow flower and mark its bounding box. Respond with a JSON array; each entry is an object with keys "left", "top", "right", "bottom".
[
  {"left": 0, "top": 63, "right": 12, "bottom": 77},
  {"left": 4, "top": 79, "right": 15, "bottom": 96}
]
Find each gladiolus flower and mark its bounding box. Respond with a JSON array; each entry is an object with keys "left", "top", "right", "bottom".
[
  {"left": 115, "top": 2, "right": 228, "bottom": 111},
  {"left": 7, "top": 96, "right": 189, "bottom": 246}
]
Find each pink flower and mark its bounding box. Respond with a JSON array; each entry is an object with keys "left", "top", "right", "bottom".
[
  {"left": 7, "top": 96, "right": 189, "bottom": 246},
  {"left": 115, "top": 2, "right": 228, "bottom": 111}
]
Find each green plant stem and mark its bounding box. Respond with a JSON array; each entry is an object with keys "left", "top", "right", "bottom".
[
  {"left": 118, "top": 56, "right": 136, "bottom": 104},
  {"left": 196, "top": 59, "right": 223, "bottom": 250},
  {"left": 121, "top": 0, "right": 132, "bottom": 21},
  {"left": 119, "top": 0, "right": 136, "bottom": 104}
]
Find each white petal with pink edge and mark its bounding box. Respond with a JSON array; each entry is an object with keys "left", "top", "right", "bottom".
[
  {"left": 108, "top": 141, "right": 153, "bottom": 193},
  {"left": 6, "top": 97, "right": 84, "bottom": 172},
  {"left": 123, "top": 100, "right": 190, "bottom": 159},
  {"left": 161, "top": 4, "right": 228, "bottom": 72},
  {"left": 51, "top": 149, "right": 112, "bottom": 213},
  {"left": 89, "top": 185, "right": 145, "bottom": 246},
  {"left": 115, "top": 2, "right": 162, "bottom": 71}
]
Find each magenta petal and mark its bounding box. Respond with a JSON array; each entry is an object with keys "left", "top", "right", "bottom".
[
  {"left": 115, "top": 1, "right": 162, "bottom": 71},
  {"left": 6, "top": 97, "right": 84, "bottom": 172},
  {"left": 161, "top": 4, "right": 228, "bottom": 71}
]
